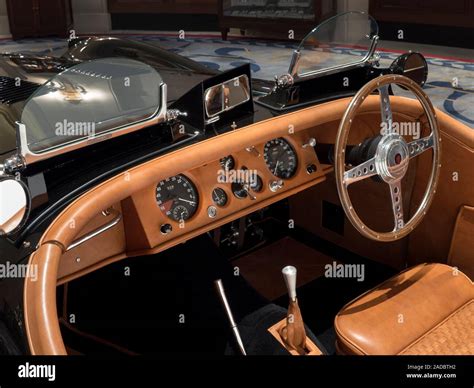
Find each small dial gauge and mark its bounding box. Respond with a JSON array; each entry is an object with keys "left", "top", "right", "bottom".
[
  {"left": 156, "top": 175, "right": 199, "bottom": 222},
  {"left": 264, "top": 138, "right": 298, "bottom": 179},
  {"left": 212, "top": 187, "right": 228, "bottom": 207},
  {"left": 232, "top": 182, "right": 248, "bottom": 199},
  {"left": 220, "top": 155, "right": 235, "bottom": 171}
]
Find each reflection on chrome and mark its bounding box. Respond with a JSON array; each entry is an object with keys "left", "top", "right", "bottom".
[{"left": 0, "top": 178, "right": 28, "bottom": 235}]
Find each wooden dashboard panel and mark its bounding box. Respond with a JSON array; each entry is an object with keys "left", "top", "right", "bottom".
[{"left": 122, "top": 131, "right": 328, "bottom": 255}]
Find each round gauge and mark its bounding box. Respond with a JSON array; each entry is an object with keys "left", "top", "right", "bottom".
[
  {"left": 264, "top": 138, "right": 298, "bottom": 179},
  {"left": 156, "top": 175, "right": 199, "bottom": 222},
  {"left": 220, "top": 155, "right": 235, "bottom": 171},
  {"left": 231, "top": 182, "right": 248, "bottom": 199},
  {"left": 212, "top": 187, "right": 228, "bottom": 207},
  {"left": 249, "top": 175, "right": 263, "bottom": 192}
]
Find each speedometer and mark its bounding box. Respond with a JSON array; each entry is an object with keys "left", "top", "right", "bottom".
[
  {"left": 263, "top": 138, "right": 298, "bottom": 179},
  {"left": 156, "top": 175, "right": 199, "bottom": 222}
]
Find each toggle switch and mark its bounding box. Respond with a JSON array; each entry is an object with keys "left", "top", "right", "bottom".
[{"left": 302, "top": 138, "right": 317, "bottom": 149}]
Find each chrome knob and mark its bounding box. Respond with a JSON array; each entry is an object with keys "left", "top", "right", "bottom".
[
  {"left": 282, "top": 265, "right": 297, "bottom": 302},
  {"left": 302, "top": 138, "right": 317, "bottom": 148},
  {"left": 242, "top": 184, "right": 256, "bottom": 200},
  {"left": 269, "top": 179, "right": 284, "bottom": 192},
  {"left": 245, "top": 146, "right": 261, "bottom": 157}
]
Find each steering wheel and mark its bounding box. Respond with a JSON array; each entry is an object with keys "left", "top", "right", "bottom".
[{"left": 335, "top": 74, "right": 441, "bottom": 242}]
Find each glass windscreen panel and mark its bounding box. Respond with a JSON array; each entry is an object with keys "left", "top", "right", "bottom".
[
  {"left": 21, "top": 58, "right": 163, "bottom": 153},
  {"left": 295, "top": 11, "right": 378, "bottom": 77}
]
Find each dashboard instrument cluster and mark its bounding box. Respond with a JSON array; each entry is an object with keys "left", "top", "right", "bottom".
[{"left": 122, "top": 130, "right": 329, "bottom": 252}]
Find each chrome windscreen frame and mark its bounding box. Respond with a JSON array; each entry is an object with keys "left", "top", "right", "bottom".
[
  {"left": 288, "top": 35, "right": 379, "bottom": 80},
  {"left": 14, "top": 83, "right": 168, "bottom": 167}
]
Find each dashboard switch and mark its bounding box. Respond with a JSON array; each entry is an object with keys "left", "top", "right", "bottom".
[
  {"left": 302, "top": 138, "right": 317, "bottom": 149},
  {"left": 269, "top": 179, "right": 284, "bottom": 192},
  {"left": 245, "top": 146, "right": 261, "bottom": 157},
  {"left": 243, "top": 184, "right": 257, "bottom": 200},
  {"left": 207, "top": 206, "right": 218, "bottom": 218},
  {"left": 306, "top": 164, "right": 317, "bottom": 174},
  {"left": 160, "top": 223, "right": 173, "bottom": 235}
]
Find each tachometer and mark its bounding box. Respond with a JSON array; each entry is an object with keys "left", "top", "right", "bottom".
[
  {"left": 156, "top": 175, "right": 199, "bottom": 222},
  {"left": 263, "top": 138, "right": 298, "bottom": 179}
]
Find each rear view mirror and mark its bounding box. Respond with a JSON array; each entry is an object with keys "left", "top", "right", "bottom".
[
  {"left": 0, "top": 177, "right": 29, "bottom": 235},
  {"left": 390, "top": 52, "right": 428, "bottom": 86},
  {"left": 204, "top": 75, "right": 251, "bottom": 119}
]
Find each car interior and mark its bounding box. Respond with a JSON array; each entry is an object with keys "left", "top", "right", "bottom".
[
  {"left": 0, "top": 11, "right": 468, "bottom": 359},
  {"left": 24, "top": 88, "right": 474, "bottom": 356}
]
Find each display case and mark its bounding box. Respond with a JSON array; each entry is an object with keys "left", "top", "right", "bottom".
[{"left": 218, "top": 0, "right": 337, "bottom": 40}]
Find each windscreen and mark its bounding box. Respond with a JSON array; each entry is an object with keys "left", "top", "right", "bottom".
[
  {"left": 21, "top": 58, "right": 163, "bottom": 154},
  {"left": 295, "top": 11, "right": 379, "bottom": 77}
]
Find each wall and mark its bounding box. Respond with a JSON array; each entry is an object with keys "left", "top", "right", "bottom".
[
  {"left": 0, "top": 0, "right": 369, "bottom": 38},
  {"left": 338, "top": 0, "right": 368, "bottom": 13},
  {"left": 71, "top": 0, "right": 111, "bottom": 34},
  {"left": 0, "top": 0, "right": 111, "bottom": 37},
  {"left": 0, "top": 0, "right": 10, "bottom": 37}
]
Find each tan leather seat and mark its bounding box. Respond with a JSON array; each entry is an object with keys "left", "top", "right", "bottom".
[{"left": 335, "top": 263, "right": 474, "bottom": 355}]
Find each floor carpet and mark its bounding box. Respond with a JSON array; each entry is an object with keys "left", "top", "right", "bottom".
[
  {"left": 233, "top": 236, "right": 336, "bottom": 300},
  {"left": 61, "top": 235, "right": 267, "bottom": 356},
  {"left": 1, "top": 34, "right": 472, "bottom": 126}
]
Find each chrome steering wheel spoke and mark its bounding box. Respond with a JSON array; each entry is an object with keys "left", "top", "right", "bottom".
[
  {"left": 379, "top": 85, "right": 393, "bottom": 135},
  {"left": 408, "top": 134, "right": 434, "bottom": 159},
  {"left": 388, "top": 180, "right": 404, "bottom": 231},
  {"left": 343, "top": 157, "right": 377, "bottom": 186}
]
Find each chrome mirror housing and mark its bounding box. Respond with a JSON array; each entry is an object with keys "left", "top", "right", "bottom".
[
  {"left": 204, "top": 75, "right": 251, "bottom": 120},
  {"left": 0, "top": 176, "right": 30, "bottom": 236}
]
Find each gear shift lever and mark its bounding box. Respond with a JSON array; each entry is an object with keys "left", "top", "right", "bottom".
[
  {"left": 282, "top": 265, "right": 297, "bottom": 302},
  {"left": 279, "top": 265, "right": 307, "bottom": 354}
]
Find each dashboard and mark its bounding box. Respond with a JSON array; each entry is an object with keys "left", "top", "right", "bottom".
[
  {"left": 121, "top": 131, "right": 329, "bottom": 253},
  {"left": 54, "top": 95, "right": 378, "bottom": 283},
  {"left": 58, "top": 129, "right": 331, "bottom": 282}
]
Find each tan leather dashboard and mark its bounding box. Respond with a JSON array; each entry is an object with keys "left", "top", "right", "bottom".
[
  {"left": 54, "top": 95, "right": 430, "bottom": 283},
  {"left": 123, "top": 132, "right": 327, "bottom": 250},
  {"left": 26, "top": 95, "right": 442, "bottom": 354},
  {"left": 58, "top": 131, "right": 329, "bottom": 282}
]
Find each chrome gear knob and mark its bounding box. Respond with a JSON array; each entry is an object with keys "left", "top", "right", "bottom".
[{"left": 282, "top": 265, "right": 297, "bottom": 302}]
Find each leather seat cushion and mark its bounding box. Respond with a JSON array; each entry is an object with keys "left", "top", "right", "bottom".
[{"left": 335, "top": 263, "right": 474, "bottom": 355}]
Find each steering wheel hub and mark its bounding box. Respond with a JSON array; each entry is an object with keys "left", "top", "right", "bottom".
[{"left": 376, "top": 135, "right": 410, "bottom": 183}]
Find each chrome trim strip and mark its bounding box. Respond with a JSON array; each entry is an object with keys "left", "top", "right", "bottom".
[
  {"left": 17, "top": 83, "right": 168, "bottom": 166},
  {"left": 66, "top": 208, "right": 121, "bottom": 251}
]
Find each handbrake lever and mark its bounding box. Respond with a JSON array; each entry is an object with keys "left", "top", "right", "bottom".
[{"left": 214, "top": 279, "right": 247, "bottom": 356}]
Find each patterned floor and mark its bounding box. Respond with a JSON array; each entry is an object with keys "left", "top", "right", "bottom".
[{"left": 1, "top": 34, "right": 472, "bottom": 127}]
